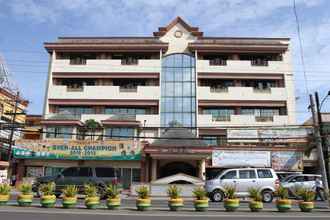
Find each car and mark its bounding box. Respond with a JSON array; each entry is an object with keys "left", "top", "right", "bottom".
[
  {"left": 280, "top": 174, "right": 324, "bottom": 200},
  {"left": 276, "top": 171, "right": 302, "bottom": 182},
  {"left": 32, "top": 166, "right": 118, "bottom": 198},
  {"left": 205, "top": 168, "right": 279, "bottom": 203}
]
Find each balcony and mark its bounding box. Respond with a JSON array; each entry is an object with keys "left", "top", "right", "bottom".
[
  {"left": 197, "top": 60, "right": 290, "bottom": 74},
  {"left": 198, "top": 114, "right": 289, "bottom": 126},
  {"left": 52, "top": 59, "right": 161, "bottom": 73},
  {"left": 48, "top": 85, "right": 160, "bottom": 100},
  {"left": 198, "top": 86, "right": 287, "bottom": 101}
]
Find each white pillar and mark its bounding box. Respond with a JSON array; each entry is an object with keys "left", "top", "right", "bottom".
[{"left": 199, "top": 159, "right": 206, "bottom": 180}]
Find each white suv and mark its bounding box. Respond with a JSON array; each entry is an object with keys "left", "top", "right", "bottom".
[{"left": 205, "top": 168, "right": 279, "bottom": 203}]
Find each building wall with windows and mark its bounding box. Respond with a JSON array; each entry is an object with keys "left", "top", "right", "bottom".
[{"left": 16, "top": 17, "right": 300, "bottom": 184}]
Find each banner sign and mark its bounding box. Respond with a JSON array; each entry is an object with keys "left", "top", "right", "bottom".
[
  {"left": 13, "top": 139, "right": 140, "bottom": 160},
  {"left": 227, "top": 129, "right": 258, "bottom": 143},
  {"left": 271, "top": 151, "right": 303, "bottom": 171},
  {"left": 212, "top": 150, "right": 271, "bottom": 168}
]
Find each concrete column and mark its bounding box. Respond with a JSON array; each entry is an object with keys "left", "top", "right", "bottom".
[
  {"left": 198, "top": 159, "right": 206, "bottom": 181},
  {"left": 151, "top": 159, "right": 157, "bottom": 181}
]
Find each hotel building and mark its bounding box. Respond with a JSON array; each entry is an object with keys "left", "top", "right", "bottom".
[{"left": 14, "top": 17, "right": 304, "bottom": 187}]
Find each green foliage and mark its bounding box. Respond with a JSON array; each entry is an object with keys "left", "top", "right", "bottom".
[
  {"left": 224, "top": 185, "right": 237, "bottom": 199},
  {"left": 295, "top": 187, "right": 315, "bottom": 202},
  {"left": 135, "top": 185, "right": 149, "bottom": 199},
  {"left": 167, "top": 185, "right": 182, "bottom": 199},
  {"left": 18, "top": 182, "right": 32, "bottom": 195},
  {"left": 62, "top": 185, "right": 78, "bottom": 197},
  {"left": 106, "top": 184, "right": 120, "bottom": 199},
  {"left": 248, "top": 187, "right": 262, "bottom": 202},
  {"left": 84, "top": 184, "right": 98, "bottom": 197},
  {"left": 0, "top": 183, "right": 11, "bottom": 195},
  {"left": 39, "top": 182, "right": 55, "bottom": 196},
  {"left": 275, "top": 186, "right": 289, "bottom": 200},
  {"left": 85, "top": 119, "right": 100, "bottom": 130},
  {"left": 192, "top": 186, "right": 207, "bottom": 200}
]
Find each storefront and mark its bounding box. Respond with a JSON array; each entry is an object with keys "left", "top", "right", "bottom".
[{"left": 13, "top": 139, "right": 141, "bottom": 188}]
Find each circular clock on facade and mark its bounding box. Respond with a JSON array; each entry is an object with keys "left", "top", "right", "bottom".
[{"left": 174, "top": 30, "right": 183, "bottom": 38}]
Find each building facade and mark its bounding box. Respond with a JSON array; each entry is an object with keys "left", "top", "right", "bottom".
[{"left": 15, "top": 17, "right": 304, "bottom": 186}]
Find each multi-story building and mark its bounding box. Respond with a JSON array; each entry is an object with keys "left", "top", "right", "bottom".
[
  {"left": 0, "top": 88, "right": 28, "bottom": 181},
  {"left": 14, "top": 17, "right": 302, "bottom": 186}
]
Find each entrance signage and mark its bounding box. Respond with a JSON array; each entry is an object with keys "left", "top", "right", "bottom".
[
  {"left": 212, "top": 150, "right": 271, "bottom": 168},
  {"left": 13, "top": 139, "right": 140, "bottom": 160},
  {"left": 271, "top": 151, "right": 303, "bottom": 171}
]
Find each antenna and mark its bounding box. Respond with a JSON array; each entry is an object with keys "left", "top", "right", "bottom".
[{"left": 0, "top": 54, "right": 18, "bottom": 92}]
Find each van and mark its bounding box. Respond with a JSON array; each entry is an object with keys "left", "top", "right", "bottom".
[{"left": 205, "top": 168, "right": 279, "bottom": 203}]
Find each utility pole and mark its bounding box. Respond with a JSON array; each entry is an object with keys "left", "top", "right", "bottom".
[
  {"left": 309, "top": 94, "right": 329, "bottom": 199},
  {"left": 7, "top": 91, "right": 19, "bottom": 161}
]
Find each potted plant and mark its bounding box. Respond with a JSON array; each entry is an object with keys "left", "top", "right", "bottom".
[
  {"left": 192, "top": 186, "right": 208, "bottom": 212},
  {"left": 167, "top": 185, "right": 184, "bottom": 211},
  {"left": 17, "top": 182, "right": 33, "bottom": 206},
  {"left": 223, "top": 185, "right": 239, "bottom": 212},
  {"left": 0, "top": 183, "right": 11, "bottom": 205},
  {"left": 135, "top": 185, "right": 151, "bottom": 211},
  {"left": 84, "top": 184, "right": 100, "bottom": 209},
  {"left": 296, "top": 187, "right": 315, "bottom": 212},
  {"left": 106, "top": 184, "right": 121, "bottom": 210},
  {"left": 62, "top": 185, "right": 78, "bottom": 208},
  {"left": 248, "top": 187, "right": 263, "bottom": 212},
  {"left": 275, "top": 186, "right": 291, "bottom": 212},
  {"left": 39, "top": 182, "right": 56, "bottom": 208}
]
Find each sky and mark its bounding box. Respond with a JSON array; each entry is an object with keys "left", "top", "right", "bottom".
[{"left": 0, "top": 0, "right": 330, "bottom": 123}]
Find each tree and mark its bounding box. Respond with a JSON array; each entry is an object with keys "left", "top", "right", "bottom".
[{"left": 84, "top": 119, "right": 101, "bottom": 140}]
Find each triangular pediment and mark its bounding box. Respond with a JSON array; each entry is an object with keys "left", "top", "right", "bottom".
[{"left": 153, "top": 16, "right": 203, "bottom": 38}]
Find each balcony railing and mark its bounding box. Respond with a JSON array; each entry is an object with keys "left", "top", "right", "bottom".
[
  {"left": 119, "top": 87, "right": 138, "bottom": 92},
  {"left": 255, "top": 116, "right": 274, "bottom": 122},
  {"left": 210, "top": 87, "right": 229, "bottom": 93},
  {"left": 253, "top": 88, "right": 271, "bottom": 93},
  {"left": 121, "top": 58, "right": 138, "bottom": 65},
  {"left": 209, "top": 59, "right": 227, "bottom": 66},
  {"left": 251, "top": 59, "right": 269, "bottom": 66},
  {"left": 212, "top": 115, "right": 231, "bottom": 122},
  {"left": 67, "top": 87, "right": 84, "bottom": 92}
]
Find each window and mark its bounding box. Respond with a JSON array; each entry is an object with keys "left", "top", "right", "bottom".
[
  {"left": 132, "top": 169, "right": 141, "bottom": 182},
  {"left": 291, "top": 176, "right": 305, "bottom": 182},
  {"left": 62, "top": 167, "right": 79, "bottom": 177},
  {"left": 58, "top": 106, "right": 94, "bottom": 116},
  {"left": 239, "top": 170, "right": 256, "bottom": 179},
  {"left": 46, "top": 126, "right": 74, "bottom": 139},
  {"left": 202, "top": 136, "right": 227, "bottom": 146},
  {"left": 105, "top": 107, "right": 147, "bottom": 115},
  {"left": 95, "top": 167, "right": 115, "bottom": 177},
  {"left": 70, "top": 57, "right": 86, "bottom": 65},
  {"left": 121, "top": 57, "right": 138, "bottom": 65},
  {"left": 221, "top": 170, "right": 237, "bottom": 179},
  {"left": 45, "top": 167, "right": 64, "bottom": 177},
  {"left": 104, "top": 127, "right": 135, "bottom": 139},
  {"left": 78, "top": 167, "right": 93, "bottom": 177},
  {"left": 257, "top": 169, "right": 273, "bottom": 178},
  {"left": 203, "top": 108, "right": 234, "bottom": 122}
]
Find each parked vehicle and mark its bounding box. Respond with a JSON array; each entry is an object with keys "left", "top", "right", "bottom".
[
  {"left": 32, "top": 167, "right": 118, "bottom": 198},
  {"left": 280, "top": 174, "right": 324, "bottom": 200},
  {"left": 205, "top": 168, "right": 279, "bottom": 203},
  {"left": 276, "top": 172, "right": 302, "bottom": 182}
]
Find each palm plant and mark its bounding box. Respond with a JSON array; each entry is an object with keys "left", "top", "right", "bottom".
[
  {"left": 106, "top": 184, "right": 120, "bottom": 199},
  {"left": 39, "top": 182, "right": 55, "bottom": 196},
  {"left": 275, "top": 186, "right": 289, "bottom": 200},
  {"left": 84, "top": 184, "right": 98, "bottom": 197},
  {"left": 296, "top": 187, "right": 315, "bottom": 202},
  {"left": 0, "top": 183, "right": 11, "bottom": 195},
  {"left": 224, "top": 185, "right": 237, "bottom": 199},
  {"left": 167, "top": 185, "right": 182, "bottom": 199},
  {"left": 62, "top": 185, "right": 78, "bottom": 197},
  {"left": 192, "top": 186, "right": 207, "bottom": 200},
  {"left": 18, "top": 182, "right": 32, "bottom": 195},
  {"left": 248, "top": 187, "right": 262, "bottom": 202},
  {"left": 135, "top": 185, "right": 149, "bottom": 199}
]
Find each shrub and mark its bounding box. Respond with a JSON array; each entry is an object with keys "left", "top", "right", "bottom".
[
  {"left": 224, "top": 185, "right": 237, "bottom": 199},
  {"left": 296, "top": 187, "right": 315, "bottom": 202},
  {"left": 275, "top": 186, "right": 289, "bottom": 200},
  {"left": 192, "top": 186, "right": 207, "bottom": 200},
  {"left": 248, "top": 187, "right": 262, "bottom": 202},
  {"left": 135, "top": 185, "right": 149, "bottom": 199},
  {"left": 106, "top": 184, "right": 120, "bottom": 199},
  {"left": 18, "top": 182, "right": 32, "bottom": 195},
  {"left": 167, "top": 185, "right": 182, "bottom": 199},
  {"left": 84, "top": 184, "right": 98, "bottom": 197},
  {"left": 39, "top": 182, "right": 55, "bottom": 196},
  {"left": 0, "top": 183, "right": 11, "bottom": 195},
  {"left": 62, "top": 185, "right": 78, "bottom": 197}
]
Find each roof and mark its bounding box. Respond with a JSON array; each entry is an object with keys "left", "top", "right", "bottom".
[
  {"left": 149, "top": 128, "right": 208, "bottom": 148},
  {"left": 304, "top": 113, "right": 330, "bottom": 125}
]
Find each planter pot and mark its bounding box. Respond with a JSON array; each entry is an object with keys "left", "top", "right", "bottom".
[
  {"left": 299, "top": 201, "right": 314, "bottom": 212},
  {"left": 17, "top": 194, "right": 33, "bottom": 207},
  {"left": 224, "top": 199, "right": 240, "bottom": 212},
  {"left": 62, "top": 196, "right": 77, "bottom": 209},
  {"left": 41, "top": 195, "right": 56, "bottom": 208},
  {"left": 136, "top": 198, "right": 151, "bottom": 211},
  {"left": 276, "top": 199, "right": 292, "bottom": 212},
  {"left": 168, "top": 198, "right": 184, "bottom": 211},
  {"left": 194, "top": 199, "right": 209, "bottom": 212},
  {"left": 85, "top": 196, "right": 100, "bottom": 209},
  {"left": 107, "top": 197, "right": 121, "bottom": 210},
  {"left": 249, "top": 201, "right": 263, "bottom": 212},
  {"left": 0, "top": 194, "right": 10, "bottom": 206}
]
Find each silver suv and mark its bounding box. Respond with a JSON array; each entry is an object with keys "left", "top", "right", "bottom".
[{"left": 205, "top": 168, "right": 279, "bottom": 203}]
